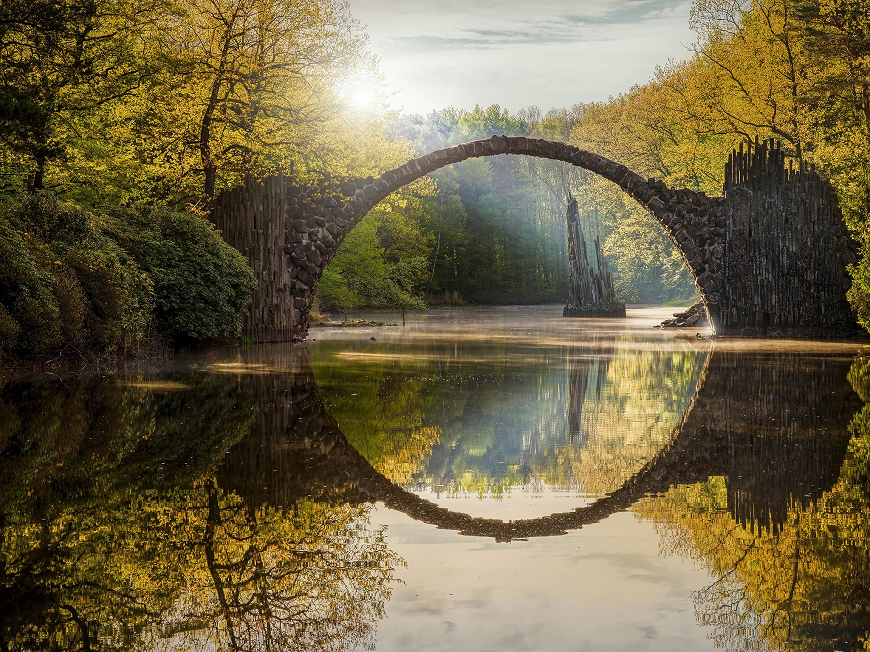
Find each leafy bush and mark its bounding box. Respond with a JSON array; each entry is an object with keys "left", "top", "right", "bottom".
[
  {"left": 847, "top": 239, "right": 870, "bottom": 334},
  {"left": 106, "top": 208, "right": 255, "bottom": 340},
  {"left": 0, "top": 193, "right": 255, "bottom": 354},
  {"left": 0, "top": 217, "right": 62, "bottom": 351},
  {"left": 0, "top": 193, "right": 156, "bottom": 352},
  {"left": 0, "top": 305, "right": 19, "bottom": 348}
]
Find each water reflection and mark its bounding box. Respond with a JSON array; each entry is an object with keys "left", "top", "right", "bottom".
[
  {"left": 638, "top": 356, "right": 870, "bottom": 652},
  {"left": 312, "top": 336, "right": 705, "bottom": 497},
  {"left": 0, "top": 362, "right": 399, "bottom": 651},
  {"left": 0, "top": 326, "right": 867, "bottom": 650},
  {"left": 220, "top": 346, "right": 859, "bottom": 542}
]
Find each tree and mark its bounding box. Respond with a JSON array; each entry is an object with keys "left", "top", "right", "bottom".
[
  {"left": 0, "top": 0, "right": 159, "bottom": 192},
  {"left": 152, "top": 0, "right": 374, "bottom": 206}
]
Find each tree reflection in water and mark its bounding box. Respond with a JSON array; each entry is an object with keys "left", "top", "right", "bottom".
[
  {"left": 636, "top": 353, "right": 870, "bottom": 652},
  {"left": 0, "top": 358, "right": 400, "bottom": 652},
  {"left": 0, "top": 341, "right": 868, "bottom": 651}
]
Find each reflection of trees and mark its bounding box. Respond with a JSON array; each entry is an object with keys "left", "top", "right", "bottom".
[
  {"left": 635, "top": 353, "right": 868, "bottom": 652},
  {"left": 313, "top": 337, "right": 705, "bottom": 496},
  {"left": 161, "top": 485, "right": 399, "bottom": 652},
  {"left": 222, "top": 347, "right": 860, "bottom": 545},
  {"left": 312, "top": 347, "right": 441, "bottom": 484},
  {"left": 556, "top": 345, "right": 706, "bottom": 495},
  {"left": 0, "top": 357, "right": 401, "bottom": 651}
]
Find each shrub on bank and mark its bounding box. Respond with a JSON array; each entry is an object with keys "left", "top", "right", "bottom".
[
  {"left": 105, "top": 208, "right": 255, "bottom": 341},
  {"left": 0, "top": 193, "right": 255, "bottom": 354}
]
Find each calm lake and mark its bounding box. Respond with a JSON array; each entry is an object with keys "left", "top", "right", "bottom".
[{"left": 2, "top": 305, "right": 869, "bottom": 651}]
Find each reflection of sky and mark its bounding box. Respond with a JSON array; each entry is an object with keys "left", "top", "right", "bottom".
[
  {"left": 347, "top": 0, "right": 696, "bottom": 114},
  {"left": 375, "top": 506, "right": 718, "bottom": 651}
]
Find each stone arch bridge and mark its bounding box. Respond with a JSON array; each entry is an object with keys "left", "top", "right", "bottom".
[{"left": 212, "top": 137, "right": 857, "bottom": 340}]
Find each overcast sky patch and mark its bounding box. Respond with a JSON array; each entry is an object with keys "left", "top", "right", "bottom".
[{"left": 348, "top": 0, "right": 696, "bottom": 115}]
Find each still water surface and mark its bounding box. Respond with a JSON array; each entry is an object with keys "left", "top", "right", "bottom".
[{"left": 2, "top": 306, "right": 869, "bottom": 651}]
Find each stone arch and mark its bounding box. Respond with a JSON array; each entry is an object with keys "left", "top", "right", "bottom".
[
  {"left": 211, "top": 136, "right": 857, "bottom": 340},
  {"left": 282, "top": 136, "right": 724, "bottom": 337}
]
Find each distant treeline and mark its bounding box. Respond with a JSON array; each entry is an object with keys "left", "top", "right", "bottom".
[{"left": 374, "top": 0, "right": 869, "bottom": 310}]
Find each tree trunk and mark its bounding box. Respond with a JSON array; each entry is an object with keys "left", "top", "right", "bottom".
[{"left": 27, "top": 155, "right": 46, "bottom": 193}]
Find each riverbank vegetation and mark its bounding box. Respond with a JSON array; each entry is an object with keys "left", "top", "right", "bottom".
[{"left": 0, "top": 0, "right": 406, "bottom": 356}]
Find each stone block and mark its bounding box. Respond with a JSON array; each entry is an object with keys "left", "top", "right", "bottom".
[
  {"left": 654, "top": 207, "right": 671, "bottom": 222},
  {"left": 648, "top": 197, "right": 666, "bottom": 211}
]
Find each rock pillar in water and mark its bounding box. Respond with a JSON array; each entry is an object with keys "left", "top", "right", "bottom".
[{"left": 563, "top": 198, "right": 626, "bottom": 318}]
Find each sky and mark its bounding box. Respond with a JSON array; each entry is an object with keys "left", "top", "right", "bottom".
[{"left": 348, "top": 0, "right": 698, "bottom": 116}]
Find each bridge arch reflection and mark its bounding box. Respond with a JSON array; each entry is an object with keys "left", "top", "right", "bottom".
[{"left": 217, "top": 346, "right": 860, "bottom": 541}]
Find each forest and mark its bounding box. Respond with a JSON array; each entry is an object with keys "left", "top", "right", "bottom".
[{"left": 0, "top": 0, "right": 869, "bottom": 354}]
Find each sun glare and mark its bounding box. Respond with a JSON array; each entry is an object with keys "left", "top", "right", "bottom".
[{"left": 345, "top": 84, "right": 380, "bottom": 113}]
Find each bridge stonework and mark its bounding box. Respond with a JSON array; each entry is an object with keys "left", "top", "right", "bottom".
[{"left": 211, "top": 136, "right": 858, "bottom": 340}]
